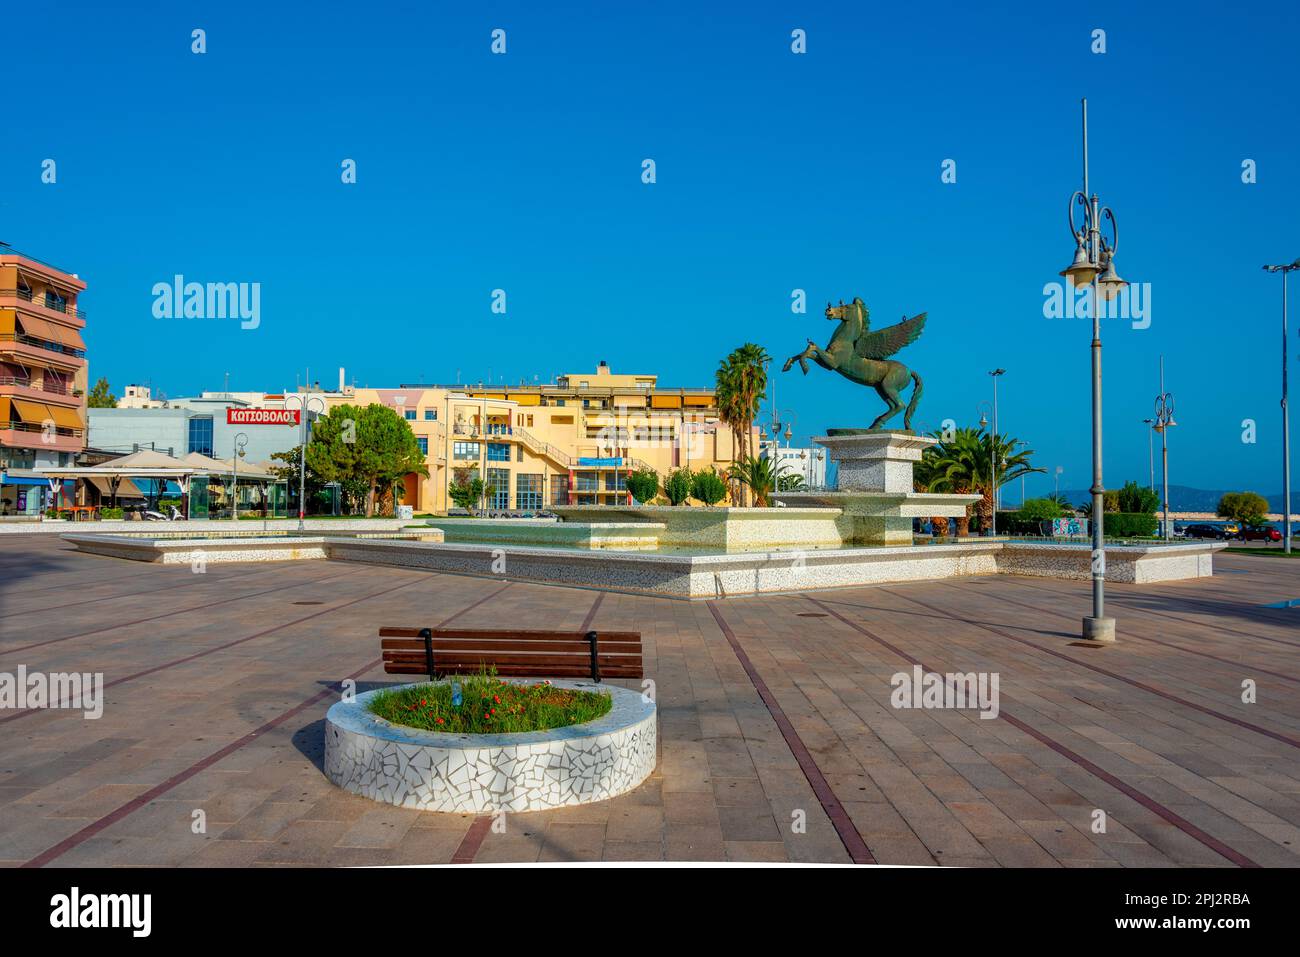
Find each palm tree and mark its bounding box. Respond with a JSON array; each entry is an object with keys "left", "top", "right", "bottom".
[
  {"left": 729, "top": 455, "right": 785, "bottom": 508},
  {"left": 926, "top": 427, "right": 1044, "bottom": 534},
  {"left": 913, "top": 447, "right": 950, "bottom": 537},
  {"left": 715, "top": 343, "right": 770, "bottom": 505}
]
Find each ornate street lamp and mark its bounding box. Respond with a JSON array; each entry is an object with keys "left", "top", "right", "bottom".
[
  {"left": 285, "top": 394, "right": 327, "bottom": 530},
  {"left": 1263, "top": 259, "right": 1298, "bottom": 553},
  {"left": 1152, "top": 358, "right": 1176, "bottom": 543},
  {"left": 1060, "top": 98, "right": 1127, "bottom": 643}
]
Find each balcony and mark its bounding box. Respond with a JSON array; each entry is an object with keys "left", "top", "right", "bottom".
[
  {"left": 0, "top": 333, "right": 86, "bottom": 363},
  {"left": 3, "top": 287, "right": 87, "bottom": 320}
]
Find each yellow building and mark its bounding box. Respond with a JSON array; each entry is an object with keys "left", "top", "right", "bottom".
[{"left": 329, "top": 362, "right": 751, "bottom": 514}]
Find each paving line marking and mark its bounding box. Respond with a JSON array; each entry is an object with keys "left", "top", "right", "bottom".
[
  {"left": 882, "top": 588, "right": 1300, "bottom": 750},
  {"left": 20, "top": 578, "right": 513, "bottom": 868},
  {"left": 708, "top": 601, "right": 876, "bottom": 865},
  {"left": 450, "top": 588, "right": 604, "bottom": 866},
  {"left": 0, "top": 569, "right": 352, "bottom": 656},
  {"left": 0, "top": 572, "right": 422, "bottom": 725},
  {"left": 0, "top": 564, "right": 274, "bottom": 619},
  {"left": 804, "top": 595, "right": 1260, "bottom": 868},
  {"left": 961, "top": 581, "right": 1300, "bottom": 686}
]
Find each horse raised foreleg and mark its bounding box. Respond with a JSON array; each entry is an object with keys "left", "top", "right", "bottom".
[{"left": 782, "top": 341, "right": 824, "bottom": 375}]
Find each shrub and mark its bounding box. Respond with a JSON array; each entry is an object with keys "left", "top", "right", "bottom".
[
  {"left": 626, "top": 469, "right": 659, "bottom": 504},
  {"left": 690, "top": 468, "right": 728, "bottom": 506},
  {"left": 1116, "top": 480, "right": 1159, "bottom": 514},
  {"left": 1217, "top": 491, "right": 1269, "bottom": 526},
  {"left": 999, "top": 498, "right": 1064, "bottom": 535},
  {"left": 662, "top": 468, "right": 693, "bottom": 506},
  {"left": 1103, "top": 511, "right": 1158, "bottom": 537},
  {"left": 448, "top": 476, "right": 486, "bottom": 514},
  {"left": 100, "top": 507, "right": 124, "bottom": 520}
]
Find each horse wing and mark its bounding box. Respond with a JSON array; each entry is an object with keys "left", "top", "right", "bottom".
[{"left": 854, "top": 312, "right": 926, "bottom": 359}]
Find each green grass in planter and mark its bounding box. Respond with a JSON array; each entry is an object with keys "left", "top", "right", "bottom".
[{"left": 367, "top": 669, "right": 613, "bottom": 733}]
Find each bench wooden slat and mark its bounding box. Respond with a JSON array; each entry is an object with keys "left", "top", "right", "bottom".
[
  {"left": 377, "top": 625, "right": 644, "bottom": 682},
  {"left": 382, "top": 638, "right": 641, "bottom": 654},
  {"left": 383, "top": 663, "right": 642, "bottom": 678},
  {"left": 379, "top": 627, "right": 640, "bottom": 644}
]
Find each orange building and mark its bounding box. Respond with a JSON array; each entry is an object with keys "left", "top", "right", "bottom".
[{"left": 0, "top": 248, "right": 88, "bottom": 515}]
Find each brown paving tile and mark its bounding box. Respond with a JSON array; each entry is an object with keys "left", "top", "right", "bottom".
[{"left": 2, "top": 535, "right": 1298, "bottom": 868}]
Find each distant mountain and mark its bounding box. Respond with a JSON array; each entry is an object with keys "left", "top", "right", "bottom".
[{"left": 1058, "top": 486, "right": 1290, "bottom": 513}]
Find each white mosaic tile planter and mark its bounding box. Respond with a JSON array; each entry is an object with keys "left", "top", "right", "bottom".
[{"left": 324, "top": 681, "right": 656, "bottom": 813}]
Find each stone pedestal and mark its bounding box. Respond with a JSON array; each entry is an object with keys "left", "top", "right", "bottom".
[{"left": 774, "top": 431, "right": 979, "bottom": 546}]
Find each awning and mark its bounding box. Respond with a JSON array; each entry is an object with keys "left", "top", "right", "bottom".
[
  {"left": 17, "top": 315, "right": 86, "bottom": 350},
  {"left": 11, "top": 398, "right": 53, "bottom": 423},
  {"left": 0, "top": 397, "right": 10, "bottom": 423},
  {"left": 87, "top": 476, "right": 142, "bottom": 498},
  {"left": 44, "top": 405, "right": 83, "bottom": 430}
]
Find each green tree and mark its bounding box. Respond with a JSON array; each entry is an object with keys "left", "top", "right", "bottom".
[
  {"left": 301, "top": 404, "right": 426, "bottom": 516},
  {"left": 925, "top": 427, "right": 1044, "bottom": 534},
  {"left": 87, "top": 377, "right": 117, "bottom": 408},
  {"left": 626, "top": 469, "right": 659, "bottom": 504},
  {"left": 714, "top": 343, "right": 770, "bottom": 505},
  {"left": 1016, "top": 498, "right": 1064, "bottom": 522},
  {"left": 1117, "top": 480, "right": 1159, "bottom": 514},
  {"left": 729, "top": 455, "right": 785, "bottom": 508},
  {"left": 777, "top": 473, "right": 805, "bottom": 492},
  {"left": 691, "top": 468, "right": 729, "bottom": 506},
  {"left": 1217, "top": 491, "right": 1269, "bottom": 526},
  {"left": 662, "top": 467, "right": 693, "bottom": 506},
  {"left": 449, "top": 474, "right": 486, "bottom": 515}
]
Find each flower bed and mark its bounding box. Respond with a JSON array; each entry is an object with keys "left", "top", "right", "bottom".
[
  {"left": 324, "top": 679, "right": 656, "bottom": 812},
  {"left": 366, "top": 673, "right": 612, "bottom": 734}
]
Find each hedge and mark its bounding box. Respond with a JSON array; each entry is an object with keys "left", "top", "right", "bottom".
[{"left": 1103, "top": 511, "right": 1158, "bottom": 537}]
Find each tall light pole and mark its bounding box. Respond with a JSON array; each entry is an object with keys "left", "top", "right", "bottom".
[
  {"left": 285, "top": 394, "right": 326, "bottom": 531},
  {"left": 1143, "top": 418, "right": 1155, "bottom": 490},
  {"left": 989, "top": 369, "right": 1005, "bottom": 534},
  {"left": 231, "top": 433, "right": 248, "bottom": 521},
  {"left": 1153, "top": 357, "right": 1176, "bottom": 543},
  {"left": 1263, "top": 259, "right": 1298, "bottom": 553},
  {"left": 1060, "top": 98, "right": 1127, "bottom": 643}
]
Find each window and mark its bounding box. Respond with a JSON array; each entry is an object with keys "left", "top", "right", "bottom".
[
  {"left": 44, "top": 290, "right": 67, "bottom": 313},
  {"left": 424, "top": 410, "right": 436, "bottom": 421},
  {"left": 188, "top": 416, "right": 214, "bottom": 456},
  {"left": 417, "top": 437, "right": 428, "bottom": 455},
  {"left": 405, "top": 410, "right": 416, "bottom": 420},
  {"left": 605, "top": 471, "right": 627, "bottom": 491},
  {"left": 486, "top": 442, "right": 511, "bottom": 461},
  {"left": 550, "top": 474, "right": 569, "bottom": 506},
  {"left": 487, "top": 468, "right": 510, "bottom": 509},
  {"left": 516, "top": 474, "right": 543, "bottom": 510},
  {"left": 453, "top": 441, "right": 480, "bottom": 460}
]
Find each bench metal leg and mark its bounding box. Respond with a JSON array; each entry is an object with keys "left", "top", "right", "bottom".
[
  {"left": 420, "top": 627, "right": 436, "bottom": 681},
  {"left": 586, "top": 630, "right": 600, "bottom": 682}
]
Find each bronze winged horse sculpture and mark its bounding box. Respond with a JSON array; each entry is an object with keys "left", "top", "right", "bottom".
[{"left": 782, "top": 297, "right": 926, "bottom": 431}]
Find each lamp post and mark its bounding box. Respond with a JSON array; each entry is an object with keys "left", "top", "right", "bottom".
[
  {"left": 231, "top": 432, "right": 248, "bottom": 521},
  {"left": 285, "top": 394, "right": 326, "bottom": 531},
  {"left": 1060, "top": 98, "right": 1127, "bottom": 643},
  {"left": 1055, "top": 465, "right": 1063, "bottom": 500},
  {"left": 977, "top": 369, "right": 1006, "bottom": 535},
  {"left": 1143, "top": 418, "right": 1155, "bottom": 490},
  {"left": 1263, "top": 259, "right": 1298, "bottom": 553},
  {"left": 1153, "top": 358, "right": 1176, "bottom": 543}
]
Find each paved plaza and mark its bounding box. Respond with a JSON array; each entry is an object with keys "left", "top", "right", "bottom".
[{"left": 1, "top": 535, "right": 1297, "bottom": 867}]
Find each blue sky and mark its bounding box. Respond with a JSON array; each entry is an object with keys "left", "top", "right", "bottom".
[{"left": 3, "top": 0, "right": 1297, "bottom": 496}]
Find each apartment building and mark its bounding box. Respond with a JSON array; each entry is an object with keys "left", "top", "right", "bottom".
[
  {"left": 332, "top": 362, "right": 747, "bottom": 513},
  {"left": 0, "top": 248, "right": 87, "bottom": 515}
]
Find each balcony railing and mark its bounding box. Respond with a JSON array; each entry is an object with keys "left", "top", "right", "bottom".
[
  {"left": 5, "top": 287, "right": 87, "bottom": 319},
  {"left": 0, "top": 420, "right": 84, "bottom": 438},
  {"left": 0, "top": 333, "right": 85, "bottom": 360},
  {"left": 0, "top": 376, "right": 31, "bottom": 388}
]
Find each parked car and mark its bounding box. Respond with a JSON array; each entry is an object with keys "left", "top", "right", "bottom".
[
  {"left": 1237, "top": 524, "right": 1281, "bottom": 542},
  {"left": 1182, "top": 523, "right": 1226, "bottom": 540},
  {"left": 1221, "top": 521, "right": 1241, "bottom": 536}
]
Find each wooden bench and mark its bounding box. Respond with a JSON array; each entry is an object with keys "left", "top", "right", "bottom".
[{"left": 378, "top": 627, "right": 643, "bottom": 683}]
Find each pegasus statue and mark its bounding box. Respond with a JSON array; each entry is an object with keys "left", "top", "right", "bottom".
[{"left": 782, "top": 297, "right": 926, "bottom": 431}]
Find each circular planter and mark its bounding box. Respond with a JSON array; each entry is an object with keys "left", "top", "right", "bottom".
[{"left": 323, "top": 680, "right": 656, "bottom": 813}]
